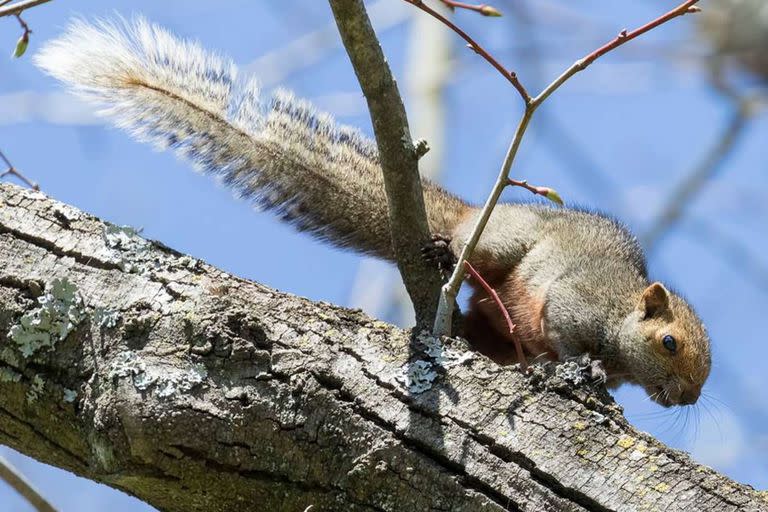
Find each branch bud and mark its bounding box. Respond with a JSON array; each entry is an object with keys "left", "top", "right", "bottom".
[
  {"left": 535, "top": 186, "right": 564, "bottom": 206},
  {"left": 479, "top": 5, "right": 502, "bottom": 17},
  {"left": 12, "top": 32, "right": 29, "bottom": 58}
]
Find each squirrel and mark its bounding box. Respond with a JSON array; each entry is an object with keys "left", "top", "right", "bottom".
[{"left": 35, "top": 18, "right": 711, "bottom": 407}]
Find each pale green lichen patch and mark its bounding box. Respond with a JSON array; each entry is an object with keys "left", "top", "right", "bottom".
[
  {"left": 397, "top": 360, "right": 438, "bottom": 394},
  {"left": 108, "top": 351, "right": 207, "bottom": 398},
  {"left": 102, "top": 224, "right": 152, "bottom": 273},
  {"left": 88, "top": 433, "right": 117, "bottom": 473},
  {"left": 420, "top": 332, "right": 475, "bottom": 368},
  {"left": 0, "top": 347, "right": 21, "bottom": 367},
  {"left": 395, "top": 333, "right": 476, "bottom": 394},
  {"left": 63, "top": 388, "right": 77, "bottom": 403},
  {"left": 93, "top": 307, "right": 120, "bottom": 329},
  {"left": 26, "top": 374, "right": 45, "bottom": 403},
  {"left": 8, "top": 277, "right": 86, "bottom": 358}
]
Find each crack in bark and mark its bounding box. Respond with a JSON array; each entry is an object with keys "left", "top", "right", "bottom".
[
  {"left": 0, "top": 225, "right": 122, "bottom": 272},
  {"left": 0, "top": 221, "right": 188, "bottom": 304},
  {"left": 333, "top": 343, "right": 599, "bottom": 511},
  {"left": 311, "top": 370, "right": 523, "bottom": 512}
]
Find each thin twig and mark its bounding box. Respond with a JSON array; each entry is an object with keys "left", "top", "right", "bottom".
[
  {"left": 433, "top": 108, "right": 534, "bottom": 335},
  {"left": 0, "top": 455, "right": 58, "bottom": 512},
  {"left": 463, "top": 261, "right": 526, "bottom": 370},
  {"left": 403, "top": 0, "right": 530, "bottom": 103},
  {"left": 533, "top": 1, "right": 700, "bottom": 106},
  {"left": 433, "top": 0, "right": 702, "bottom": 336},
  {"left": 14, "top": 11, "right": 29, "bottom": 33},
  {"left": 0, "top": 0, "right": 51, "bottom": 18},
  {"left": 0, "top": 149, "right": 39, "bottom": 190},
  {"left": 508, "top": 178, "right": 562, "bottom": 205},
  {"left": 505, "top": 1, "right": 622, "bottom": 212},
  {"left": 438, "top": 0, "right": 501, "bottom": 17}
]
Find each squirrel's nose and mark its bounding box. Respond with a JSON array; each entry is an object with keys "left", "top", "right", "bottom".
[{"left": 679, "top": 387, "right": 700, "bottom": 405}]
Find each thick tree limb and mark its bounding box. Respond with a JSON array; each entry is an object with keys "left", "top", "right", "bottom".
[
  {"left": 328, "top": 0, "right": 444, "bottom": 328},
  {"left": 0, "top": 182, "right": 765, "bottom": 511}
]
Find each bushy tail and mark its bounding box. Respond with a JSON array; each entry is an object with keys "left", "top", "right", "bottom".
[{"left": 35, "top": 17, "right": 469, "bottom": 260}]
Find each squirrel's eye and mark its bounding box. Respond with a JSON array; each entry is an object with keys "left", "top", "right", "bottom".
[{"left": 662, "top": 334, "right": 677, "bottom": 353}]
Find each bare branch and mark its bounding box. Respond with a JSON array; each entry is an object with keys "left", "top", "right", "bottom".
[
  {"left": 0, "top": 148, "right": 39, "bottom": 190},
  {"left": 463, "top": 261, "right": 525, "bottom": 369},
  {"left": 328, "top": 0, "right": 443, "bottom": 327},
  {"left": 0, "top": 456, "right": 57, "bottom": 512},
  {"left": 433, "top": 108, "right": 534, "bottom": 335},
  {"left": 0, "top": 0, "right": 52, "bottom": 18},
  {"left": 438, "top": 0, "right": 502, "bottom": 18},
  {"left": 533, "top": 0, "right": 701, "bottom": 106},
  {"left": 403, "top": 0, "right": 530, "bottom": 103}
]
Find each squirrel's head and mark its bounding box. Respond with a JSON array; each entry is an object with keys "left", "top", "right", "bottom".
[{"left": 620, "top": 282, "right": 711, "bottom": 407}]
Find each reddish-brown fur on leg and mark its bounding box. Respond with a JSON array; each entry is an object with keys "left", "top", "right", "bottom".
[{"left": 465, "top": 268, "right": 558, "bottom": 366}]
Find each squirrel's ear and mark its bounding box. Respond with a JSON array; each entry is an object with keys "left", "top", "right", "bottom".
[{"left": 638, "top": 282, "right": 670, "bottom": 319}]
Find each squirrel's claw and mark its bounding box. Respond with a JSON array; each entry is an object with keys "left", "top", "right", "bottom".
[
  {"left": 589, "top": 359, "right": 608, "bottom": 385},
  {"left": 422, "top": 234, "right": 457, "bottom": 276}
]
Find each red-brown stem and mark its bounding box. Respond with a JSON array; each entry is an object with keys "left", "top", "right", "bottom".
[
  {"left": 464, "top": 261, "right": 528, "bottom": 371},
  {"left": 438, "top": 1, "right": 498, "bottom": 16},
  {"left": 578, "top": 1, "right": 700, "bottom": 71},
  {"left": 508, "top": 178, "right": 543, "bottom": 197},
  {"left": 403, "top": 0, "right": 530, "bottom": 103},
  {"left": 532, "top": 0, "right": 700, "bottom": 107},
  {"left": 14, "top": 12, "right": 29, "bottom": 34}
]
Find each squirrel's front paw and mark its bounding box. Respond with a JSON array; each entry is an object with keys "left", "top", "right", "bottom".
[{"left": 421, "top": 234, "right": 457, "bottom": 276}]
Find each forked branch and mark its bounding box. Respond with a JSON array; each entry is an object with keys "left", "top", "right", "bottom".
[{"left": 431, "top": 0, "right": 702, "bottom": 336}]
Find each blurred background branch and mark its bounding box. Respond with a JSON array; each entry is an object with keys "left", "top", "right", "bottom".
[{"left": 0, "top": 456, "right": 57, "bottom": 512}]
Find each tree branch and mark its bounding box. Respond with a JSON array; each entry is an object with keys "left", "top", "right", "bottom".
[
  {"left": 328, "top": 0, "right": 443, "bottom": 328},
  {"left": 0, "top": 148, "right": 39, "bottom": 191},
  {"left": 0, "top": 0, "right": 51, "bottom": 18},
  {"left": 404, "top": 0, "right": 530, "bottom": 102},
  {"left": 0, "top": 456, "right": 57, "bottom": 512},
  {"left": 438, "top": 1, "right": 502, "bottom": 18},
  {"left": 0, "top": 181, "right": 765, "bottom": 512}
]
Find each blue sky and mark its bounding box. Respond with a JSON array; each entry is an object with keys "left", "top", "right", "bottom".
[{"left": 1, "top": 1, "right": 766, "bottom": 509}]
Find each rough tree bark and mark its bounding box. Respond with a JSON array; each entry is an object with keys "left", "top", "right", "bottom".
[{"left": 0, "top": 182, "right": 765, "bottom": 511}]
